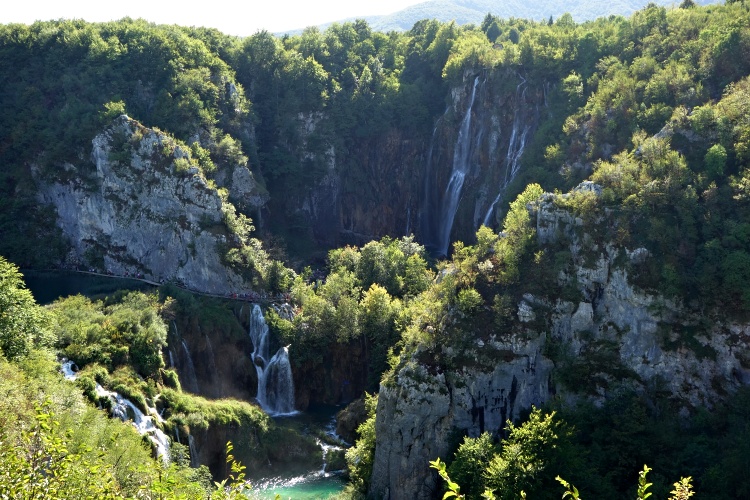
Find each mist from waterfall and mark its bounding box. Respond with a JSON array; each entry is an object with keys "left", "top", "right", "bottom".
[{"left": 249, "top": 304, "right": 296, "bottom": 415}]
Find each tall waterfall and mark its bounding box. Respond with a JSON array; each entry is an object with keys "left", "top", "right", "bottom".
[
  {"left": 482, "top": 75, "right": 531, "bottom": 227},
  {"left": 249, "top": 304, "right": 296, "bottom": 415},
  {"left": 436, "top": 76, "right": 481, "bottom": 256},
  {"left": 171, "top": 321, "right": 200, "bottom": 393}
]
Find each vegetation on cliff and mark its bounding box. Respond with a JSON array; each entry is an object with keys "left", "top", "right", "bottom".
[{"left": 2, "top": 1, "right": 750, "bottom": 497}]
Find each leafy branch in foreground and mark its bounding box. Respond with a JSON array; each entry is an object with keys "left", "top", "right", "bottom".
[
  {"left": 556, "top": 465, "right": 694, "bottom": 500},
  {"left": 211, "top": 441, "right": 249, "bottom": 499}
]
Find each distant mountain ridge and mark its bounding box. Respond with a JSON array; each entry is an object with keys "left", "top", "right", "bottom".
[{"left": 293, "top": 0, "right": 719, "bottom": 33}]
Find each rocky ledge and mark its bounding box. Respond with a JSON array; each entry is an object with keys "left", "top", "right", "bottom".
[{"left": 36, "top": 115, "right": 250, "bottom": 294}]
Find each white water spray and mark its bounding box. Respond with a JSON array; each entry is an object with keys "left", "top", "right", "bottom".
[{"left": 61, "top": 360, "right": 170, "bottom": 463}]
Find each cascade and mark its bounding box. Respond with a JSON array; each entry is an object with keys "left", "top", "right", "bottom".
[
  {"left": 317, "top": 439, "right": 345, "bottom": 475},
  {"left": 60, "top": 360, "right": 170, "bottom": 463},
  {"left": 171, "top": 321, "right": 199, "bottom": 393},
  {"left": 436, "top": 76, "right": 481, "bottom": 256},
  {"left": 482, "top": 75, "right": 531, "bottom": 227},
  {"left": 248, "top": 304, "right": 296, "bottom": 415},
  {"left": 420, "top": 115, "right": 445, "bottom": 248},
  {"left": 180, "top": 339, "right": 200, "bottom": 393},
  {"left": 205, "top": 334, "right": 219, "bottom": 396},
  {"left": 188, "top": 434, "right": 198, "bottom": 468}
]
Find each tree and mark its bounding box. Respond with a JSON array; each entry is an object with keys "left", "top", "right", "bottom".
[
  {"left": 705, "top": 144, "right": 727, "bottom": 179},
  {"left": 0, "top": 257, "right": 48, "bottom": 360},
  {"left": 484, "top": 408, "right": 569, "bottom": 499},
  {"left": 345, "top": 393, "right": 378, "bottom": 492},
  {"left": 447, "top": 432, "right": 497, "bottom": 498}
]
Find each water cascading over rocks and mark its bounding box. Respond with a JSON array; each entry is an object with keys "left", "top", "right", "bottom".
[
  {"left": 483, "top": 74, "right": 531, "bottom": 227},
  {"left": 420, "top": 70, "right": 542, "bottom": 253},
  {"left": 172, "top": 320, "right": 199, "bottom": 393},
  {"left": 61, "top": 361, "right": 170, "bottom": 463},
  {"left": 435, "top": 76, "right": 481, "bottom": 256},
  {"left": 248, "top": 304, "right": 296, "bottom": 415}
]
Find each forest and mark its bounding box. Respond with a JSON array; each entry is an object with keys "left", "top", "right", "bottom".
[{"left": 2, "top": 1, "right": 750, "bottom": 498}]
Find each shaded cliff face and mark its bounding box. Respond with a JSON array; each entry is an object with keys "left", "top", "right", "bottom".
[
  {"left": 369, "top": 184, "right": 750, "bottom": 499},
  {"left": 167, "top": 303, "right": 257, "bottom": 402},
  {"left": 420, "top": 69, "right": 544, "bottom": 255},
  {"left": 292, "top": 340, "right": 369, "bottom": 410},
  {"left": 276, "top": 68, "right": 544, "bottom": 253},
  {"left": 36, "top": 116, "right": 259, "bottom": 294},
  {"left": 282, "top": 115, "right": 427, "bottom": 249}
]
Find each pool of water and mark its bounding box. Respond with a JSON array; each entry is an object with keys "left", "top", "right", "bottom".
[
  {"left": 22, "top": 270, "right": 154, "bottom": 304},
  {"left": 247, "top": 473, "right": 345, "bottom": 499},
  {"left": 247, "top": 405, "right": 349, "bottom": 499}
]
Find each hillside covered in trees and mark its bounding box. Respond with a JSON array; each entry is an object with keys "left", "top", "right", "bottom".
[{"left": 2, "top": 1, "right": 750, "bottom": 498}]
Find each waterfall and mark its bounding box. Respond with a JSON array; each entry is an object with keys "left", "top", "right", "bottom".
[
  {"left": 249, "top": 304, "right": 296, "bottom": 415},
  {"left": 61, "top": 359, "right": 78, "bottom": 380},
  {"left": 60, "top": 360, "right": 170, "bottom": 463},
  {"left": 188, "top": 434, "right": 198, "bottom": 468},
  {"left": 421, "top": 114, "right": 444, "bottom": 248},
  {"left": 482, "top": 75, "right": 531, "bottom": 227},
  {"left": 436, "top": 76, "right": 481, "bottom": 256},
  {"left": 180, "top": 340, "right": 200, "bottom": 394},
  {"left": 204, "top": 334, "right": 221, "bottom": 398}
]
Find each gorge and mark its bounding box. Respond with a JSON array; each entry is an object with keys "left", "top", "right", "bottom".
[{"left": 2, "top": 2, "right": 750, "bottom": 498}]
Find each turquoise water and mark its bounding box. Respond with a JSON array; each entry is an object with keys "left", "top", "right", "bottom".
[
  {"left": 247, "top": 405, "right": 349, "bottom": 499},
  {"left": 247, "top": 474, "right": 345, "bottom": 499}
]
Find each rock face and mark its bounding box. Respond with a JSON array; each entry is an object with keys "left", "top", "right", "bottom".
[
  {"left": 37, "top": 116, "right": 251, "bottom": 294},
  {"left": 369, "top": 184, "right": 750, "bottom": 499},
  {"left": 273, "top": 68, "right": 545, "bottom": 251},
  {"left": 371, "top": 338, "right": 553, "bottom": 499},
  {"left": 420, "top": 69, "right": 543, "bottom": 254},
  {"left": 292, "top": 339, "right": 369, "bottom": 411}
]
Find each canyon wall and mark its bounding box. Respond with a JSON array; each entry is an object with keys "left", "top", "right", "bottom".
[{"left": 369, "top": 184, "right": 750, "bottom": 499}]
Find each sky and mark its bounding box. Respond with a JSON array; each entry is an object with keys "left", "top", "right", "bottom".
[{"left": 1, "top": 0, "right": 426, "bottom": 36}]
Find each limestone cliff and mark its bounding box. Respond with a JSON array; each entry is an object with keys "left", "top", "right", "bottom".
[
  {"left": 420, "top": 69, "right": 545, "bottom": 255},
  {"left": 36, "top": 116, "right": 259, "bottom": 294},
  {"left": 273, "top": 68, "right": 545, "bottom": 252},
  {"left": 369, "top": 183, "right": 750, "bottom": 499}
]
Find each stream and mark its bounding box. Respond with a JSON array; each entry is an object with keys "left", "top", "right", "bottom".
[{"left": 248, "top": 405, "right": 348, "bottom": 499}]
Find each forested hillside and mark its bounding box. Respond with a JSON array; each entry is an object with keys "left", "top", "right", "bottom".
[
  {"left": 2, "top": 1, "right": 750, "bottom": 498},
  {"left": 329, "top": 0, "right": 720, "bottom": 33}
]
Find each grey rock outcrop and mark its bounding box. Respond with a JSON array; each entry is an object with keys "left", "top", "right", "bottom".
[
  {"left": 371, "top": 337, "right": 553, "bottom": 499},
  {"left": 37, "top": 115, "right": 250, "bottom": 294},
  {"left": 369, "top": 185, "right": 750, "bottom": 499}
]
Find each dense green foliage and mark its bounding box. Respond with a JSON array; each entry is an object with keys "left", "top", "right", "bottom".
[
  {"left": 0, "top": 256, "right": 51, "bottom": 360},
  {"left": 441, "top": 408, "right": 575, "bottom": 500},
  {"left": 433, "top": 389, "right": 750, "bottom": 499},
  {"left": 0, "top": 259, "right": 301, "bottom": 496},
  {"left": 0, "top": 352, "right": 212, "bottom": 498},
  {"left": 50, "top": 292, "right": 168, "bottom": 377},
  {"left": 344, "top": 393, "right": 379, "bottom": 494},
  {"left": 269, "top": 236, "right": 431, "bottom": 390},
  {"left": 3, "top": 2, "right": 750, "bottom": 496}
]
